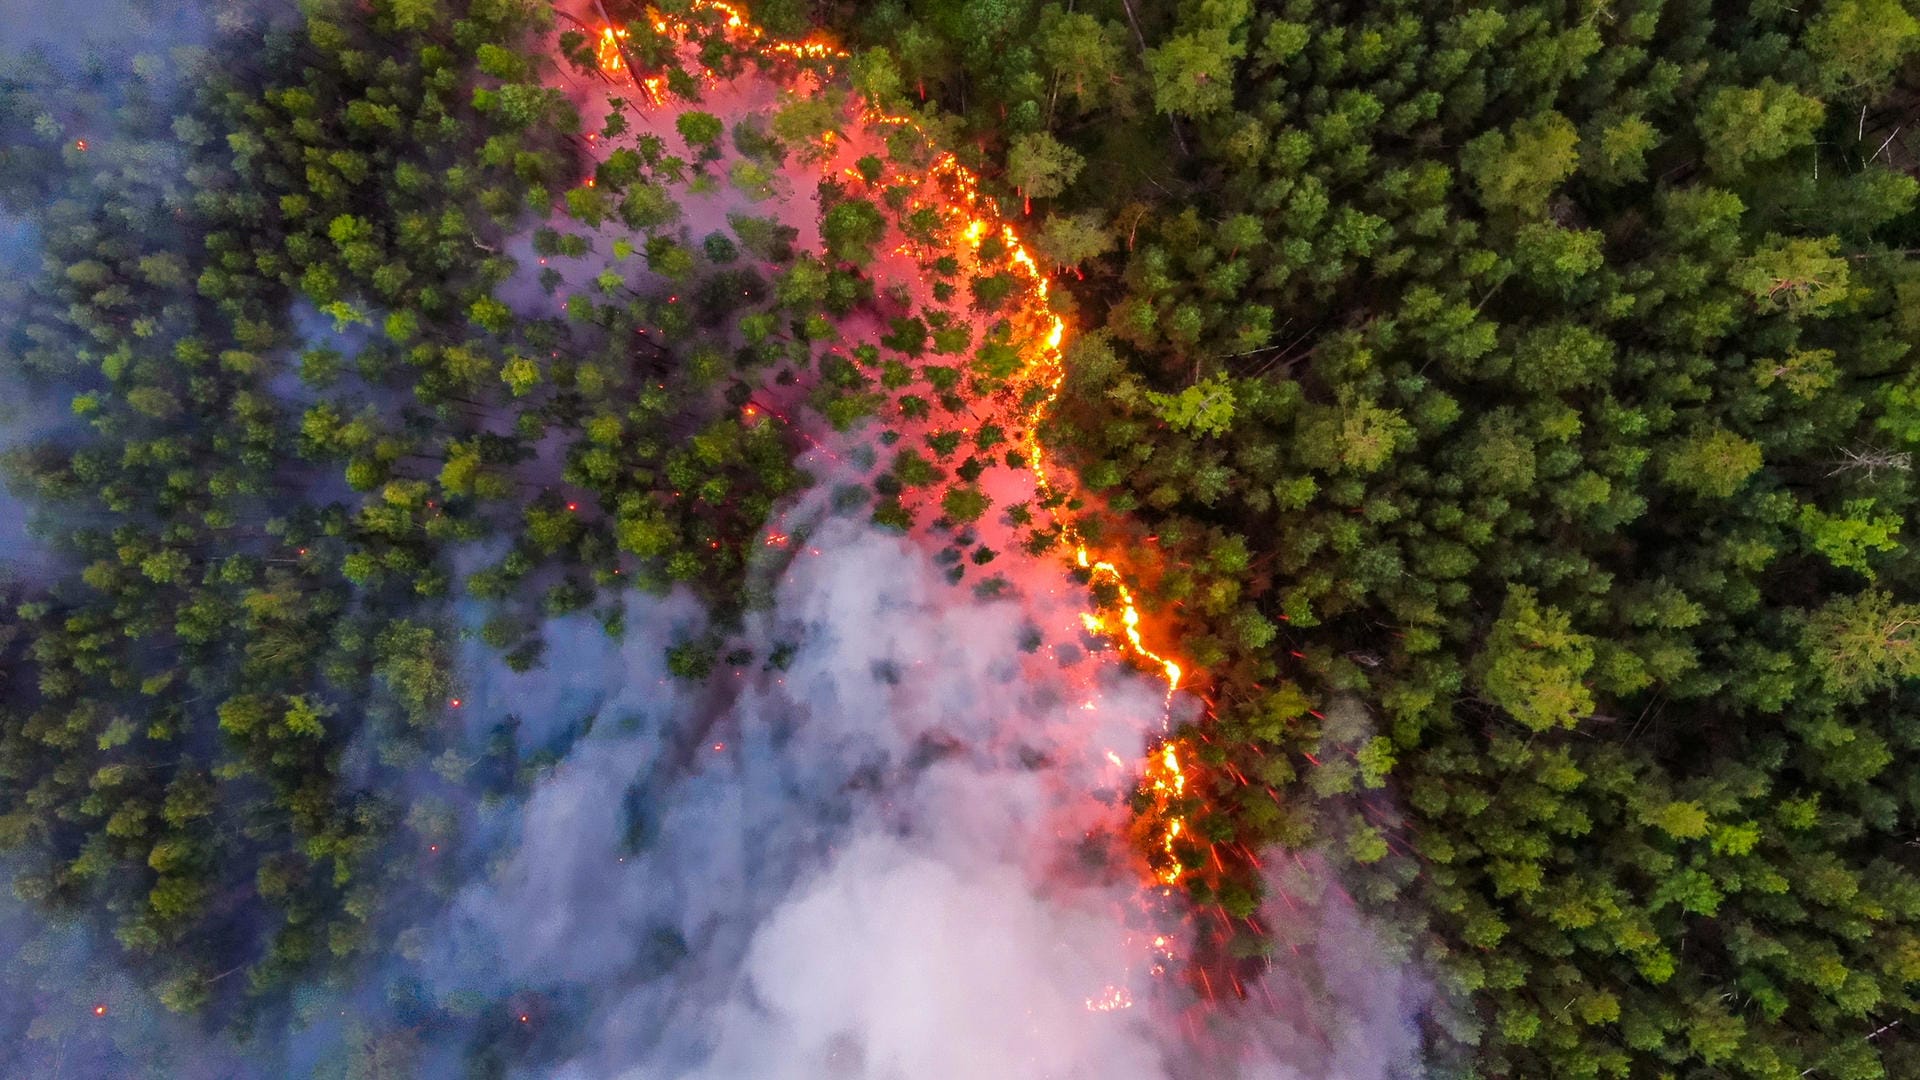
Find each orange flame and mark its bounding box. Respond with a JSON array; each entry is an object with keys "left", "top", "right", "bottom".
[
  {"left": 1074, "top": 548, "right": 1182, "bottom": 697},
  {"left": 1143, "top": 742, "right": 1189, "bottom": 884},
  {"left": 590, "top": 0, "right": 1199, "bottom": 890},
  {"left": 595, "top": 26, "right": 629, "bottom": 74}
]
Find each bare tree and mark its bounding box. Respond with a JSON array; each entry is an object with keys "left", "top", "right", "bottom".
[{"left": 1827, "top": 445, "right": 1912, "bottom": 480}]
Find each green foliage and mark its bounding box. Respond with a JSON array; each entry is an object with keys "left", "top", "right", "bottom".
[
  {"left": 770, "top": 93, "right": 843, "bottom": 159},
  {"left": 1661, "top": 428, "right": 1763, "bottom": 499},
  {"left": 940, "top": 485, "right": 991, "bottom": 524},
  {"left": 0, "top": 0, "right": 812, "bottom": 1043},
  {"left": 1460, "top": 112, "right": 1580, "bottom": 216},
  {"left": 675, "top": 110, "right": 723, "bottom": 149},
  {"left": 1806, "top": 0, "right": 1920, "bottom": 94},
  {"left": 1146, "top": 376, "right": 1236, "bottom": 438},
  {"left": 1034, "top": 210, "right": 1116, "bottom": 269},
  {"left": 1796, "top": 499, "right": 1901, "bottom": 576},
  {"left": 1697, "top": 80, "right": 1824, "bottom": 177},
  {"left": 1474, "top": 587, "right": 1596, "bottom": 731},
  {"left": 13, "top": 0, "right": 1920, "bottom": 1074},
  {"left": 1005, "top": 131, "right": 1083, "bottom": 200},
  {"left": 820, "top": 198, "right": 887, "bottom": 265},
  {"left": 1144, "top": 1, "right": 1250, "bottom": 118},
  {"left": 846, "top": 0, "right": 1920, "bottom": 1073},
  {"left": 1733, "top": 235, "right": 1852, "bottom": 317},
  {"left": 1804, "top": 591, "right": 1920, "bottom": 697}
]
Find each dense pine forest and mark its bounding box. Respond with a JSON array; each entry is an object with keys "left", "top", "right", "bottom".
[
  {"left": 3, "top": 0, "right": 1920, "bottom": 1076},
  {"left": 826, "top": 1, "right": 1920, "bottom": 1075}
]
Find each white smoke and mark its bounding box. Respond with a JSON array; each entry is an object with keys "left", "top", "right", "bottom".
[
  {"left": 414, "top": 504, "right": 1180, "bottom": 1075},
  {"left": 678, "top": 836, "right": 1169, "bottom": 1080},
  {"left": 400, "top": 490, "right": 1432, "bottom": 1079}
]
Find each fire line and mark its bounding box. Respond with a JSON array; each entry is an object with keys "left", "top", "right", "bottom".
[{"left": 591, "top": 0, "right": 1201, "bottom": 906}]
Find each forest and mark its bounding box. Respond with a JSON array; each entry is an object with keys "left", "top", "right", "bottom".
[
  {"left": 816, "top": 0, "right": 1920, "bottom": 1075},
  {"left": 2, "top": 0, "right": 1920, "bottom": 1076}
]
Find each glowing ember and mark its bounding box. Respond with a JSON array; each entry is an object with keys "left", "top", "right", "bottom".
[
  {"left": 92, "top": 1005, "right": 106, "bottom": 1017},
  {"left": 1084, "top": 985, "right": 1134, "bottom": 1012}
]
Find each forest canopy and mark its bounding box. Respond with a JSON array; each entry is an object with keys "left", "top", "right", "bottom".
[
  {"left": 3, "top": 0, "right": 1920, "bottom": 1077},
  {"left": 811, "top": 0, "right": 1920, "bottom": 1075}
]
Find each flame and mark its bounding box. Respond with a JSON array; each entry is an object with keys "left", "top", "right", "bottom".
[
  {"left": 589, "top": 0, "right": 1203, "bottom": 943},
  {"left": 596, "top": 2, "right": 840, "bottom": 91},
  {"left": 595, "top": 26, "right": 629, "bottom": 74},
  {"left": 1084, "top": 984, "right": 1134, "bottom": 1012},
  {"left": 939, "top": 134, "right": 1197, "bottom": 886},
  {"left": 1143, "top": 743, "right": 1189, "bottom": 884},
  {"left": 1073, "top": 548, "right": 1182, "bottom": 697}
]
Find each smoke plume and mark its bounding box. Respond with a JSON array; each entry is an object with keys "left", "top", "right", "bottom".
[{"left": 348, "top": 478, "right": 1431, "bottom": 1078}]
